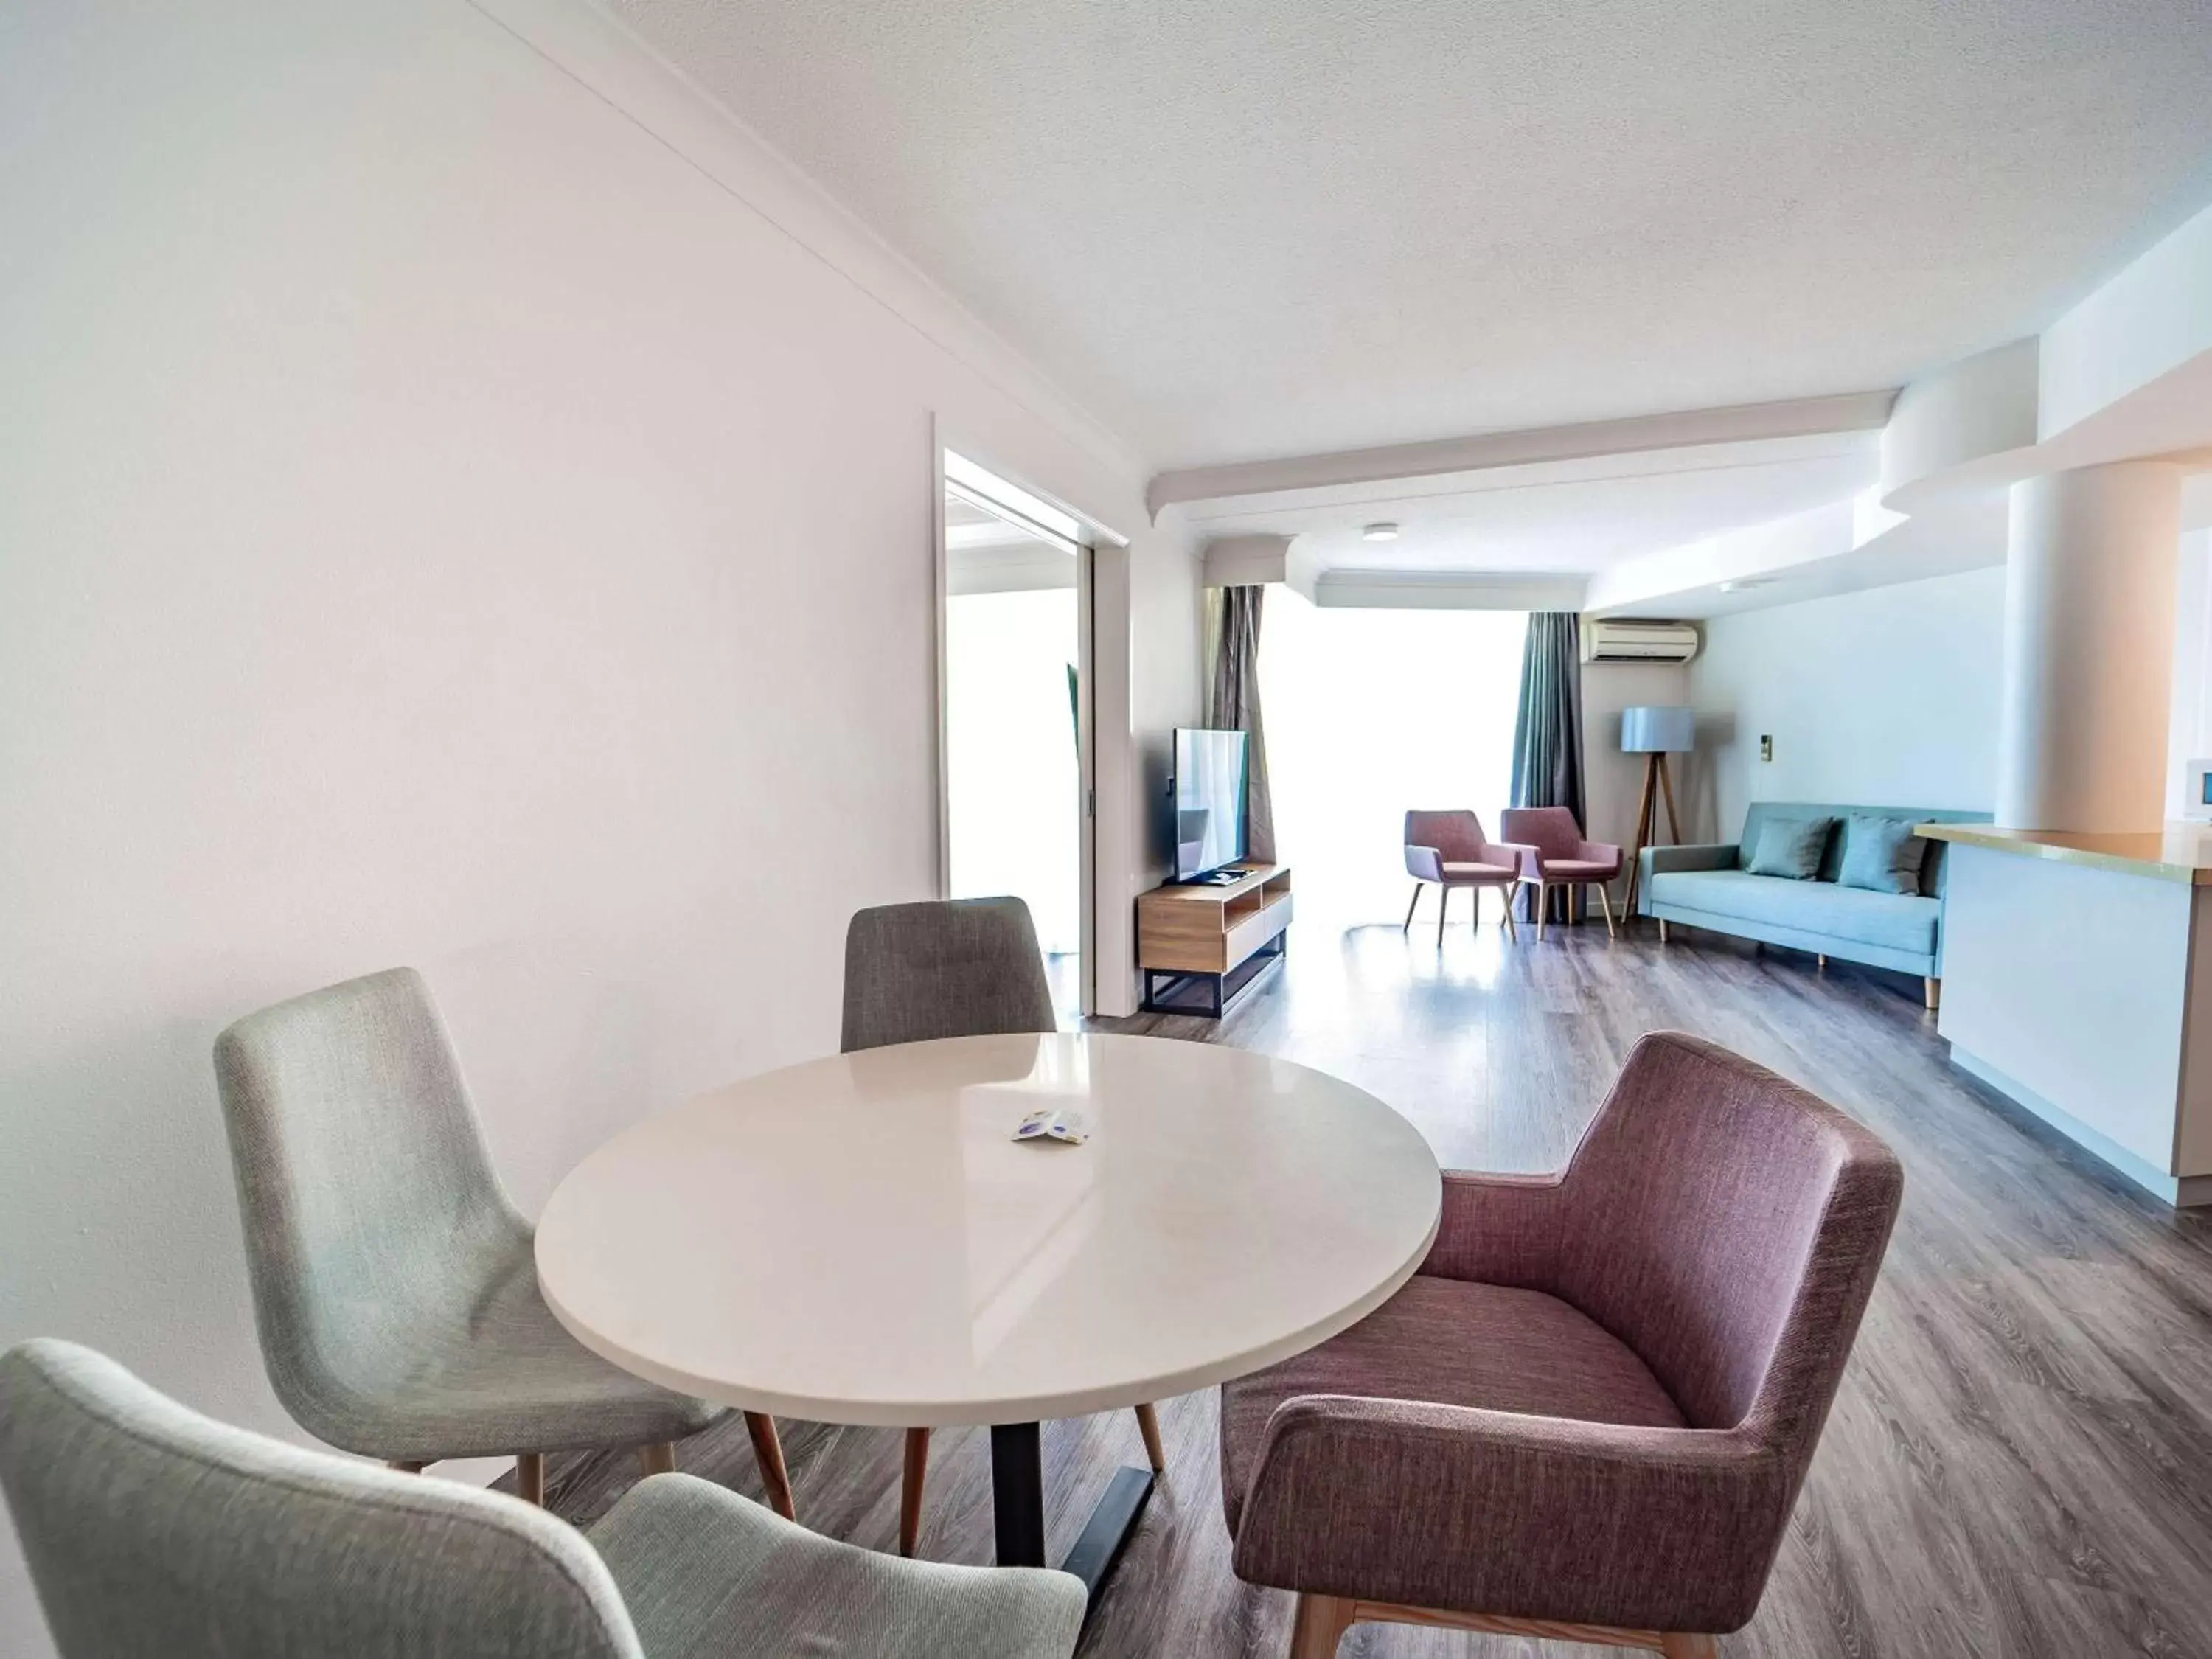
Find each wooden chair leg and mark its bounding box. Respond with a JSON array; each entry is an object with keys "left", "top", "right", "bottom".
[
  {"left": 1924, "top": 975, "right": 1941, "bottom": 1011},
  {"left": 514, "top": 1452, "right": 545, "bottom": 1506},
  {"left": 1402, "top": 882, "right": 1422, "bottom": 932},
  {"left": 1134, "top": 1402, "right": 1166, "bottom": 1473},
  {"left": 1660, "top": 1636, "right": 1719, "bottom": 1658},
  {"left": 1536, "top": 881, "right": 1549, "bottom": 941},
  {"left": 1594, "top": 881, "right": 1616, "bottom": 939},
  {"left": 898, "top": 1427, "right": 930, "bottom": 1557},
  {"left": 1436, "top": 882, "right": 1449, "bottom": 946},
  {"left": 1499, "top": 886, "right": 1517, "bottom": 942},
  {"left": 745, "top": 1411, "right": 797, "bottom": 1521},
  {"left": 638, "top": 1442, "right": 676, "bottom": 1478},
  {"left": 1287, "top": 1593, "right": 1357, "bottom": 1659}
]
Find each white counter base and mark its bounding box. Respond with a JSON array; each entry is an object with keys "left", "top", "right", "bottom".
[
  {"left": 1950, "top": 1046, "right": 2212, "bottom": 1207},
  {"left": 1935, "top": 841, "right": 2212, "bottom": 1208}
]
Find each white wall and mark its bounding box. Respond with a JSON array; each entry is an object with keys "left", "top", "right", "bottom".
[
  {"left": 0, "top": 1, "right": 1197, "bottom": 1648},
  {"left": 1684, "top": 567, "right": 2008, "bottom": 841}
]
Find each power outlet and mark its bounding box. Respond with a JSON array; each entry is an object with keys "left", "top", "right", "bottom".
[{"left": 1759, "top": 734, "right": 1774, "bottom": 762}]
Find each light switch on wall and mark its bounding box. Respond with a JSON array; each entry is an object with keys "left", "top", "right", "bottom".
[{"left": 1759, "top": 734, "right": 1774, "bottom": 762}]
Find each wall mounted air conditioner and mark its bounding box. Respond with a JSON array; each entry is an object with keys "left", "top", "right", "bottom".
[{"left": 1579, "top": 619, "right": 1701, "bottom": 664}]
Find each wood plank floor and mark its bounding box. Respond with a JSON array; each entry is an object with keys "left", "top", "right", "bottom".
[{"left": 536, "top": 917, "right": 2212, "bottom": 1658}]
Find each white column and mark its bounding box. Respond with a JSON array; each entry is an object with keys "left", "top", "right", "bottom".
[{"left": 1996, "top": 462, "right": 2183, "bottom": 832}]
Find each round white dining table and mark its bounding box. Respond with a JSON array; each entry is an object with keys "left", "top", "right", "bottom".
[{"left": 535, "top": 1031, "right": 1441, "bottom": 1595}]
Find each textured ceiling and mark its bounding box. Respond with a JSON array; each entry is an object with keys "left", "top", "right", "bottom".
[
  {"left": 1189, "top": 434, "right": 1878, "bottom": 572},
  {"left": 614, "top": 0, "right": 2212, "bottom": 471}
]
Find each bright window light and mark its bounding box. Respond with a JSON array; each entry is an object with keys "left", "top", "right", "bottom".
[
  {"left": 1260, "top": 590, "right": 1525, "bottom": 928},
  {"left": 946, "top": 587, "right": 1082, "bottom": 954}
]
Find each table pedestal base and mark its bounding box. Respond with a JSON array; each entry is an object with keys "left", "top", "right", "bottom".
[{"left": 989, "top": 1422, "right": 1155, "bottom": 1602}]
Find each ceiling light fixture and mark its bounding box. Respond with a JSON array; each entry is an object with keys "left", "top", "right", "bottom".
[{"left": 1362, "top": 522, "right": 1399, "bottom": 542}]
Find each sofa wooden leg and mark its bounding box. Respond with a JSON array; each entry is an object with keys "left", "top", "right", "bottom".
[
  {"left": 1660, "top": 1636, "right": 1720, "bottom": 1658},
  {"left": 1657, "top": 918, "right": 1669, "bottom": 944},
  {"left": 1817, "top": 953, "right": 1827, "bottom": 969},
  {"left": 1287, "top": 1593, "right": 1357, "bottom": 1659},
  {"left": 638, "top": 1441, "right": 676, "bottom": 1478},
  {"left": 514, "top": 1452, "right": 545, "bottom": 1506},
  {"left": 1924, "top": 975, "right": 1941, "bottom": 1011}
]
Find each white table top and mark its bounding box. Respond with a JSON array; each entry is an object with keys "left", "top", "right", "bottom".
[{"left": 536, "top": 1032, "right": 1441, "bottom": 1427}]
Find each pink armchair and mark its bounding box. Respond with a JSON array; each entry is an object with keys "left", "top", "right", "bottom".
[
  {"left": 1402, "top": 810, "right": 1530, "bottom": 945},
  {"left": 1500, "top": 805, "right": 1625, "bottom": 939},
  {"left": 1219, "top": 1032, "right": 1903, "bottom": 1659}
]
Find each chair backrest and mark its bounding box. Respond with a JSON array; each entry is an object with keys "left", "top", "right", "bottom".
[
  {"left": 1403, "top": 810, "right": 1489, "bottom": 863},
  {"left": 212, "top": 967, "right": 529, "bottom": 1453},
  {"left": 1554, "top": 1033, "right": 1900, "bottom": 1489},
  {"left": 841, "top": 897, "right": 1057, "bottom": 1053},
  {"left": 0, "top": 1339, "right": 641, "bottom": 1659},
  {"left": 1498, "top": 806, "right": 1582, "bottom": 858}
]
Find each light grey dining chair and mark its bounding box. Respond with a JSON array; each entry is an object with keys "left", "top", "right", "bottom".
[
  {"left": 211, "top": 967, "right": 793, "bottom": 1517},
  {"left": 0, "top": 1339, "right": 1086, "bottom": 1659},
  {"left": 841, "top": 897, "right": 1166, "bottom": 1556}
]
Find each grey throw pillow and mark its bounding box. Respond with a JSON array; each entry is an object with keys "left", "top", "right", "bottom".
[
  {"left": 1745, "top": 816, "right": 1834, "bottom": 880},
  {"left": 1837, "top": 815, "right": 1929, "bottom": 894}
]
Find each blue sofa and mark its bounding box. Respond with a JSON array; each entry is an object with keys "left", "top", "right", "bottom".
[{"left": 1637, "top": 801, "right": 1992, "bottom": 999}]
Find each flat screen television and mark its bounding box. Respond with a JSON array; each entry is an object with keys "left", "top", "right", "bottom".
[{"left": 1173, "top": 727, "right": 1249, "bottom": 883}]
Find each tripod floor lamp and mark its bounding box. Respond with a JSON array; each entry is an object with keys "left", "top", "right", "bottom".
[{"left": 1619, "top": 705, "right": 1694, "bottom": 919}]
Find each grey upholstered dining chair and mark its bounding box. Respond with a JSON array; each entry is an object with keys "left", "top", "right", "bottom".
[
  {"left": 1219, "top": 1032, "right": 1903, "bottom": 1659},
  {"left": 1500, "top": 804, "right": 1626, "bottom": 939},
  {"left": 211, "top": 967, "right": 793, "bottom": 1517},
  {"left": 1402, "top": 809, "right": 1526, "bottom": 943},
  {"left": 842, "top": 896, "right": 1166, "bottom": 1556},
  {"left": 0, "top": 1339, "right": 1085, "bottom": 1659}
]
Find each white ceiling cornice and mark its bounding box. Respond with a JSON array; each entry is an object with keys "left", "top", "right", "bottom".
[
  {"left": 470, "top": 0, "right": 1150, "bottom": 483},
  {"left": 1145, "top": 392, "right": 1896, "bottom": 518}
]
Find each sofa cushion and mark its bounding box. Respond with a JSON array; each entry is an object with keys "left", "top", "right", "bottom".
[
  {"left": 1745, "top": 816, "right": 1834, "bottom": 880},
  {"left": 1648, "top": 869, "right": 1939, "bottom": 954},
  {"left": 1220, "top": 1276, "right": 1684, "bottom": 1531},
  {"left": 1837, "top": 814, "right": 1929, "bottom": 895}
]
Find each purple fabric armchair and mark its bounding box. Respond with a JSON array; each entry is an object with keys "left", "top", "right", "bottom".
[
  {"left": 1219, "top": 1032, "right": 1903, "bottom": 1659},
  {"left": 1499, "top": 805, "right": 1625, "bottom": 939},
  {"left": 1402, "top": 810, "right": 1531, "bottom": 945}
]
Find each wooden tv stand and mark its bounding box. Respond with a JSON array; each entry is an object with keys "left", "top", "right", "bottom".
[{"left": 1136, "top": 863, "right": 1292, "bottom": 1017}]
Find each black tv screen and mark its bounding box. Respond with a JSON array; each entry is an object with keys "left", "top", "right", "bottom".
[{"left": 1174, "top": 728, "right": 1249, "bottom": 880}]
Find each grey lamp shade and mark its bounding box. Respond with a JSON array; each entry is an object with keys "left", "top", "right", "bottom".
[{"left": 1621, "top": 705, "right": 1695, "bottom": 753}]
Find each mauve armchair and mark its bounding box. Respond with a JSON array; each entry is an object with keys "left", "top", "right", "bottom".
[
  {"left": 1500, "top": 805, "right": 1625, "bottom": 939},
  {"left": 1219, "top": 1032, "right": 1903, "bottom": 1659},
  {"left": 1402, "top": 810, "right": 1529, "bottom": 945}
]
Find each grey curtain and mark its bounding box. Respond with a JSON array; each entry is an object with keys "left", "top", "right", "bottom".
[
  {"left": 1511, "top": 612, "right": 1585, "bottom": 916},
  {"left": 1208, "top": 585, "right": 1276, "bottom": 865}
]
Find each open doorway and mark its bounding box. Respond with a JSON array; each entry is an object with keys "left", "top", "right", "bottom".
[{"left": 939, "top": 451, "right": 1091, "bottom": 1020}]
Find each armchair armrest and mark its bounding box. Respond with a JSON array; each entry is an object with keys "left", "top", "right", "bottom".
[
  {"left": 1419, "top": 1170, "right": 1566, "bottom": 1290},
  {"left": 1405, "top": 844, "right": 1445, "bottom": 882},
  {"left": 1483, "top": 841, "right": 1540, "bottom": 881},
  {"left": 1231, "top": 1398, "right": 1787, "bottom": 1632},
  {"left": 1643, "top": 843, "right": 1736, "bottom": 875},
  {"left": 1574, "top": 838, "right": 1624, "bottom": 866}
]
